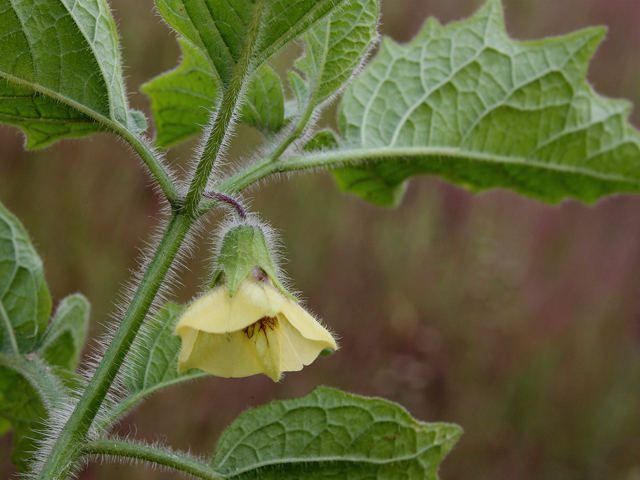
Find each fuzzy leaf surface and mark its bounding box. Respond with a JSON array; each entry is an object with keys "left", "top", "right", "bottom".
[
  {"left": 333, "top": 0, "right": 640, "bottom": 206},
  {"left": 119, "top": 302, "right": 205, "bottom": 420},
  {"left": 155, "top": 0, "right": 351, "bottom": 88},
  {"left": 211, "top": 386, "right": 462, "bottom": 479},
  {"left": 0, "top": 0, "right": 143, "bottom": 148},
  {"left": 38, "top": 294, "right": 89, "bottom": 372},
  {"left": 0, "top": 200, "right": 51, "bottom": 355},
  {"left": 0, "top": 202, "right": 85, "bottom": 469},
  {"left": 295, "top": 0, "right": 378, "bottom": 107},
  {"left": 304, "top": 129, "right": 339, "bottom": 151}
]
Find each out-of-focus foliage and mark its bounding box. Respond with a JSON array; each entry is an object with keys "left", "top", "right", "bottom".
[{"left": 2, "top": 0, "right": 640, "bottom": 479}]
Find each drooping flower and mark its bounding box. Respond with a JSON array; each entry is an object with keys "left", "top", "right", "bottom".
[
  {"left": 174, "top": 222, "right": 337, "bottom": 381},
  {"left": 175, "top": 275, "right": 337, "bottom": 381}
]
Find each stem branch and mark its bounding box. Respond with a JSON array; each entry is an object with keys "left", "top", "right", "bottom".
[
  {"left": 81, "top": 440, "right": 220, "bottom": 480},
  {"left": 116, "top": 127, "right": 178, "bottom": 205}
]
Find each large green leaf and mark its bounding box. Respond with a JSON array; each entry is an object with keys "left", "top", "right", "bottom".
[
  {"left": 38, "top": 294, "right": 89, "bottom": 372},
  {"left": 0, "top": 0, "right": 143, "bottom": 148},
  {"left": 332, "top": 0, "right": 640, "bottom": 206},
  {"left": 155, "top": 0, "right": 351, "bottom": 88},
  {"left": 211, "top": 386, "right": 462, "bottom": 479},
  {"left": 0, "top": 200, "right": 51, "bottom": 355},
  {"left": 295, "top": 0, "right": 378, "bottom": 108}
]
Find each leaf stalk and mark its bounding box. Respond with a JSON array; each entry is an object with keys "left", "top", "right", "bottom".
[{"left": 81, "top": 439, "right": 221, "bottom": 480}]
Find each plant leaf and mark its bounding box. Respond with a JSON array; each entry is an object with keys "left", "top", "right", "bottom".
[
  {"left": 333, "top": 0, "right": 640, "bottom": 206},
  {"left": 241, "top": 65, "right": 286, "bottom": 135},
  {"left": 115, "top": 303, "right": 205, "bottom": 423},
  {"left": 211, "top": 386, "right": 462, "bottom": 479},
  {"left": 0, "top": 358, "right": 48, "bottom": 470},
  {"left": 155, "top": 0, "right": 352, "bottom": 88},
  {"left": 0, "top": 0, "right": 142, "bottom": 148},
  {"left": 295, "top": 0, "right": 378, "bottom": 108},
  {"left": 0, "top": 199, "right": 51, "bottom": 355},
  {"left": 304, "top": 129, "right": 339, "bottom": 151},
  {"left": 143, "top": 41, "right": 287, "bottom": 146},
  {"left": 0, "top": 202, "right": 87, "bottom": 469},
  {"left": 0, "top": 354, "right": 76, "bottom": 470},
  {"left": 38, "top": 294, "right": 90, "bottom": 372},
  {"left": 142, "top": 38, "right": 220, "bottom": 148}
]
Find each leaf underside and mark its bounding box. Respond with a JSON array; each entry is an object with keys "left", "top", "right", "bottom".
[
  {"left": 212, "top": 386, "right": 462, "bottom": 479},
  {"left": 0, "top": 200, "right": 51, "bottom": 354},
  {"left": 146, "top": 0, "right": 375, "bottom": 147},
  {"left": 333, "top": 0, "right": 640, "bottom": 206},
  {"left": 154, "top": 0, "right": 350, "bottom": 88},
  {"left": 295, "top": 0, "right": 379, "bottom": 107}
]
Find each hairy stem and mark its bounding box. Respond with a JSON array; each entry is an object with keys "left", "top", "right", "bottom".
[
  {"left": 116, "top": 126, "right": 178, "bottom": 204},
  {"left": 196, "top": 93, "right": 322, "bottom": 216},
  {"left": 203, "top": 192, "right": 247, "bottom": 219},
  {"left": 36, "top": 211, "right": 192, "bottom": 480},
  {"left": 183, "top": 0, "right": 268, "bottom": 216},
  {"left": 81, "top": 440, "right": 220, "bottom": 480}
]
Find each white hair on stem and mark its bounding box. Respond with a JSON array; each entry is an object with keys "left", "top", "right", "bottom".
[
  {"left": 22, "top": 197, "right": 207, "bottom": 479},
  {"left": 76, "top": 434, "right": 208, "bottom": 478}
]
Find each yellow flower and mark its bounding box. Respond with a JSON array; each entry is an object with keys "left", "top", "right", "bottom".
[{"left": 175, "top": 277, "right": 337, "bottom": 381}]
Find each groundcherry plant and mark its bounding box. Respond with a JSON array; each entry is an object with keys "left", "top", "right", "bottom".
[{"left": 1, "top": 0, "right": 640, "bottom": 479}]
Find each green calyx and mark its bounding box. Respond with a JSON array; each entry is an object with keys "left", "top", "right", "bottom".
[{"left": 211, "top": 224, "right": 292, "bottom": 299}]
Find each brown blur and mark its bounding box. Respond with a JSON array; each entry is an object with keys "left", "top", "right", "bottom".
[{"left": 2, "top": 0, "right": 640, "bottom": 478}]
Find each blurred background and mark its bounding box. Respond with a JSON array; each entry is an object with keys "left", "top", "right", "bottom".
[{"left": 2, "top": 0, "right": 640, "bottom": 478}]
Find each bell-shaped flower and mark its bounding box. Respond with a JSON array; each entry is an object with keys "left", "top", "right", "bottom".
[
  {"left": 174, "top": 222, "right": 337, "bottom": 381},
  {"left": 175, "top": 276, "right": 336, "bottom": 381}
]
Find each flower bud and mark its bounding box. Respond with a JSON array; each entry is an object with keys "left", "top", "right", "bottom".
[{"left": 175, "top": 223, "right": 337, "bottom": 381}]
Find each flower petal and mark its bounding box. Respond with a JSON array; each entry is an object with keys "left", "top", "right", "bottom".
[
  {"left": 277, "top": 315, "right": 335, "bottom": 372},
  {"left": 279, "top": 298, "right": 338, "bottom": 348},
  {"left": 175, "top": 280, "right": 284, "bottom": 335},
  {"left": 178, "top": 329, "right": 265, "bottom": 376},
  {"left": 175, "top": 277, "right": 337, "bottom": 380}
]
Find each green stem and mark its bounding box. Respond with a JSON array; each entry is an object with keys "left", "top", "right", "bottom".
[
  {"left": 80, "top": 439, "right": 220, "bottom": 480},
  {"left": 36, "top": 211, "right": 193, "bottom": 480},
  {"left": 116, "top": 127, "right": 178, "bottom": 205},
  {"left": 203, "top": 142, "right": 610, "bottom": 213},
  {"left": 196, "top": 78, "right": 322, "bottom": 216},
  {"left": 183, "top": 0, "right": 268, "bottom": 216}
]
